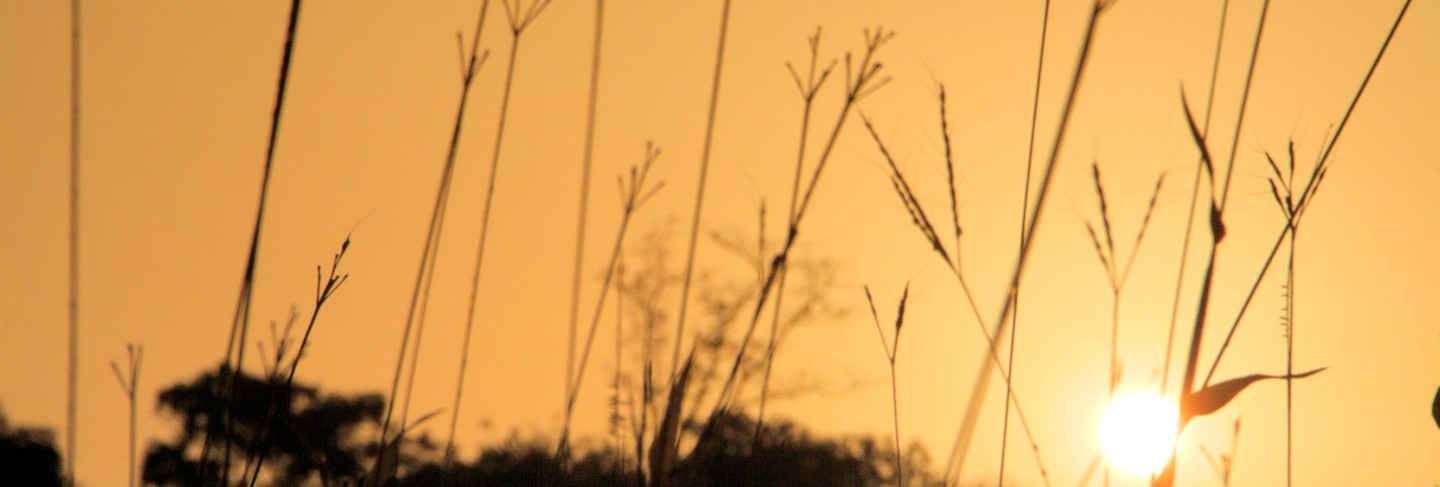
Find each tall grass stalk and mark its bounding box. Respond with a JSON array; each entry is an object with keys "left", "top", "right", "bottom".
[
  {"left": 109, "top": 345, "right": 142, "bottom": 487},
  {"left": 209, "top": 2, "right": 302, "bottom": 483},
  {"left": 698, "top": 27, "right": 891, "bottom": 447},
  {"left": 611, "top": 249, "right": 627, "bottom": 475},
  {"left": 247, "top": 237, "right": 350, "bottom": 487},
  {"left": 998, "top": 0, "right": 1050, "bottom": 482},
  {"left": 563, "top": 0, "right": 606, "bottom": 454},
  {"left": 864, "top": 285, "right": 908, "bottom": 487},
  {"left": 424, "top": 0, "right": 553, "bottom": 434},
  {"left": 559, "top": 145, "right": 664, "bottom": 460},
  {"left": 1283, "top": 217, "right": 1295, "bottom": 487},
  {"left": 944, "top": 3, "right": 1109, "bottom": 482},
  {"left": 1160, "top": 0, "right": 1232, "bottom": 397},
  {"left": 1198, "top": 417, "right": 1240, "bottom": 486},
  {"left": 753, "top": 27, "right": 835, "bottom": 447},
  {"left": 1200, "top": 0, "right": 1411, "bottom": 386},
  {"left": 668, "top": 0, "right": 732, "bottom": 381},
  {"left": 861, "top": 112, "right": 1047, "bottom": 487},
  {"left": 1156, "top": 3, "right": 1410, "bottom": 484},
  {"left": 1081, "top": 165, "right": 1163, "bottom": 487},
  {"left": 382, "top": 0, "right": 492, "bottom": 463},
  {"left": 65, "top": 0, "right": 81, "bottom": 484},
  {"left": 437, "top": 0, "right": 553, "bottom": 440}
]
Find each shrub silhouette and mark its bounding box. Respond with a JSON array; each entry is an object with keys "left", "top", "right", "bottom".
[
  {"left": 141, "top": 365, "right": 409, "bottom": 486},
  {"left": 0, "top": 404, "right": 64, "bottom": 487},
  {"left": 399, "top": 410, "right": 940, "bottom": 487}
]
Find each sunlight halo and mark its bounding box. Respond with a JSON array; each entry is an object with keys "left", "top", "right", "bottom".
[{"left": 1099, "top": 391, "right": 1179, "bottom": 475}]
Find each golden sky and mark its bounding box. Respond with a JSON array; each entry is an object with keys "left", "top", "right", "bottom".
[{"left": 2, "top": 1, "right": 1438, "bottom": 486}]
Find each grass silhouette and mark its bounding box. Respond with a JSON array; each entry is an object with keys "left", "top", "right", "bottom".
[{"left": 22, "top": 0, "right": 1430, "bottom": 485}]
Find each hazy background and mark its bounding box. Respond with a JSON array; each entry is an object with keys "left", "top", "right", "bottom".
[{"left": 3, "top": 0, "right": 1438, "bottom": 485}]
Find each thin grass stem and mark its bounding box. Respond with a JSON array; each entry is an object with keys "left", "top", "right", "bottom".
[
  {"left": 946, "top": 4, "right": 1107, "bottom": 482},
  {"left": 997, "top": 2, "right": 1050, "bottom": 484},
  {"left": 66, "top": 0, "right": 81, "bottom": 484},
  {"left": 1196, "top": 0, "right": 1413, "bottom": 390},
  {"left": 383, "top": 0, "right": 492, "bottom": 460},
  {"left": 563, "top": 0, "right": 606, "bottom": 452},
  {"left": 211, "top": 2, "right": 302, "bottom": 482},
  {"left": 669, "top": 0, "right": 733, "bottom": 382},
  {"left": 700, "top": 28, "right": 891, "bottom": 438},
  {"left": 1215, "top": 0, "right": 1272, "bottom": 212},
  {"left": 559, "top": 145, "right": 662, "bottom": 460},
  {"left": 248, "top": 237, "right": 350, "bottom": 487},
  {"left": 754, "top": 28, "right": 833, "bottom": 449},
  {"left": 1160, "top": 0, "right": 1231, "bottom": 397},
  {"left": 110, "top": 345, "right": 142, "bottom": 487}
]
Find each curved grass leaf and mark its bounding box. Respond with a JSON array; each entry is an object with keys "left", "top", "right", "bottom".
[
  {"left": 1185, "top": 367, "right": 1325, "bottom": 419},
  {"left": 1432, "top": 384, "right": 1440, "bottom": 430},
  {"left": 650, "top": 349, "right": 696, "bottom": 487}
]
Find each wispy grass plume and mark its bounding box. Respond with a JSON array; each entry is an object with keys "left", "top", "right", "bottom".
[{"left": 861, "top": 110, "right": 1050, "bottom": 487}]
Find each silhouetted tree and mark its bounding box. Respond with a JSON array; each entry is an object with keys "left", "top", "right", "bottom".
[
  {"left": 673, "top": 411, "right": 887, "bottom": 487},
  {"left": 400, "top": 439, "right": 629, "bottom": 487},
  {"left": 0, "top": 403, "right": 64, "bottom": 487},
  {"left": 397, "top": 411, "right": 939, "bottom": 487},
  {"left": 142, "top": 365, "right": 430, "bottom": 487}
]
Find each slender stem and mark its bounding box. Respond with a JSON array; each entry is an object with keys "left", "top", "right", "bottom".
[
  {"left": 386, "top": 0, "right": 491, "bottom": 455},
  {"left": 128, "top": 360, "right": 136, "bottom": 487},
  {"left": 1199, "top": 226, "right": 1283, "bottom": 388},
  {"left": 702, "top": 31, "right": 890, "bottom": 436},
  {"left": 947, "top": 4, "right": 1104, "bottom": 482},
  {"left": 998, "top": 1, "right": 1050, "bottom": 483},
  {"left": 560, "top": 208, "right": 633, "bottom": 454},
  {"left": 754, "top": 31, "right": 827, "bottom": 447},
  {"left": 1215, "top": 0, "right": 1271, "bottom": 211},
  {"left": 1160, "top": 0, "right": 1230, "bottom": 399},
  {"left": 1285, "top": 227, "right": 1295, "bottom": 487},
  {"left": 443, "top": 0, "right": 540, "bottom": 454},
  {"left": 564, "top": 0, "right": 605, "bottom": 444},
  {"left": 249, "top": 242, "right": 348, "bottom": 487},
  {"left": 669, "top": 0, "right": 732, "bottom": 381},
  {"left": 560, "top": 147, "right": 659, "bottom": 460},
  {"left": 216, "top": 2, "right": 302, "bottom": 482},
  {"left": 439, "top": 2, "right": 494, "bottom": 471},
  {"left": 111, "top": 345, "right": 141, "bottom": 487},
  {"left": 1200, "top": 0, "right": 1412, "bottom": 389},
  {"left": 66, "top": 0, "right": 81, "bottom": 485},
  {"left": 890, "top": 361, "right": 903, "bottom": 487}
]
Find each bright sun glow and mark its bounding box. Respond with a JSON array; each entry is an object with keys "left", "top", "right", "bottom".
[{"left": 1099, "top": 391, "right": 1179, "bottom": 475}]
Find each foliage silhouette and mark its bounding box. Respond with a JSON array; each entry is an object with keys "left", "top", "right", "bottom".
[
  {"left": 142, "top": 365, "right": 434, "bottom": 487},
  {"left": 0, "top": 404, "right": 65, "bottom": 487},
  {"left": 396, "top": 410, "right": 941, "bottom": 487}
]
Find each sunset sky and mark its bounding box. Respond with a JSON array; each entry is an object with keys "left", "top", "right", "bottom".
[{"left": 2, "top": 1, "right": 1438, "bottom": 486}]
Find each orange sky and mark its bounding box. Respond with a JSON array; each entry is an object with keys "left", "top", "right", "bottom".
[{"left": 3, "top": 1, "right": 1438, "bottom": 486}]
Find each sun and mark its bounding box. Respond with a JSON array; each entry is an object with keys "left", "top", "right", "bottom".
[{"left": 1099, "top": 391, "right": 1179, "bottom": 475}]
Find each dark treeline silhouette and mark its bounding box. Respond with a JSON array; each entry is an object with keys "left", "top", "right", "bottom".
[
  {"left": 141, "top": 365, "right": 431, "bottom": 486},
  {"left": 0, "top": 404, "right": 65, "bottom": 487},
  {"left": 139, "top": 366, "right": 943, "bottom": 486}
]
